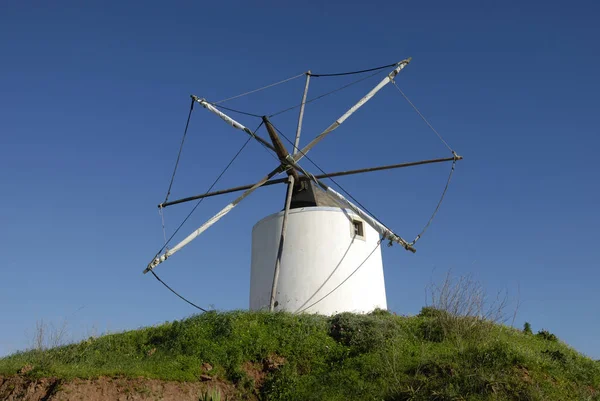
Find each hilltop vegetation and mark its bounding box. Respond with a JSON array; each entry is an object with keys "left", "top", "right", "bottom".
[{"left": 1, "top": 308, "right": 599, "bottom": 400}]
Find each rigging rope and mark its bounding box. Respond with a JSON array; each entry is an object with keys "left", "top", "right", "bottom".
[
  {"left": 150, "top": 271, "right": 208, "bottom": 312},
  {"left": 149, "top": 122, "right": 264, "bottom": 313},
  {"left": 309, "top": 62, "right": 398, "bottom": 77},
  {"left": 269, "top": 68, "right": 386, "bottom": 118},
  {"left": 408, "top": 158, "right": 456, "bottom": 246},
  {"left": 203, "top": 68, "right": 387, "bottom": 120},
  {"left": 212, "top": 61, "right": 397, "bottom": 106},
  {"left": 214, "top": 72, "right": 306, "bottom": 104},
  {"left": 391, "top": 79, "right": 460, "bottom": 246},
  {"left": 163, "top": 97, "right": 195, "bottom": 205},
  {"left": 197, "top": 65, "right": 391, "bottom": 121},
  {"left": 391, "top": 80, "right": 455, "bottom": 154}
]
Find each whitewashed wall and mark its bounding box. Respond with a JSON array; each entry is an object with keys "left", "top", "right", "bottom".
[{"left": 250, "top": 207, "right": 387, "bottom": 315}]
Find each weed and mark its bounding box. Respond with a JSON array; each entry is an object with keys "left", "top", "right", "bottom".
[
  {"left": 199, "top": 387, "right": 225, "bottom": 401},
  {"left": 134, "top": 385, "right": 152, "bottom": 396},
  {"left": 426, "top": 270, "right": 511, "bottom": 325}
]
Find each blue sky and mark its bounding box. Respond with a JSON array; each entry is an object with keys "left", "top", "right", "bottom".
[{"left": 1, "top": 0, "right": 599, "bottom": 359}]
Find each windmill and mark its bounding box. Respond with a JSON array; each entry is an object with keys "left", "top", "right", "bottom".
[{"left": 143, "top": 58, "right": 462, "bottom": 315}]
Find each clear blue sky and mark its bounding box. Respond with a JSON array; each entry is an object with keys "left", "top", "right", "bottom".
[{"left": 2, "top": 0, "right": 599, "bottom": 359}]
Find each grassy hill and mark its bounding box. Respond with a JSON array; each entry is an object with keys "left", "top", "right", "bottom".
[{"left": 1, "top": 308, "right": 599, "bottom": 400}]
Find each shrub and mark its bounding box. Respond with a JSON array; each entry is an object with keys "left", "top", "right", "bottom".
[
  {"left": 542, "top": 349, "right": 567, "bottom": 364},
  {"left": 391, "top": 343, "right": 532, "bottom": 401},
  {"left": 416, "top": 306, "right": 488, "bottom": 344},
  {"left": 419, "top": 315, "right": 445, "bottom": 343},
  {"left": 369, "top": 308, "right": 391, "bottom": 316},
  {"left": 537, "top": 329, "right": 558, "bottom": 342},
  {"left": 523, "top": 322, "right": 532, "bottom": 334},
  {"left": 417, "top": 306, "right": 449, "bottom": 319},
  {"left": 328, "top": 313, "right": 397, "bottom": 354}
]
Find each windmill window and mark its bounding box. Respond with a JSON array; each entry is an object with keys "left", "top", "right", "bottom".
[{"left": 352, "top": 219, "right": 365, "bottom": 239}]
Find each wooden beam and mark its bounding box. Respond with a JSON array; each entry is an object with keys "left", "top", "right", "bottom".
[
  {"left": 269, "top": 77, "right": 311, "bottom": 312},
  {"left": 262, "top": 116, "right": 300, "bottom": 182},
  {"left": 193, "top": 97, "right": 278, "bottom": 154},
  {"left": 269, "top": 175, "right": 295, "bottom": 311},
  {"left": 158, "top": 155, "right": 462, "bottom": 208},
  {"left": 293, "top": 72, "right": 311, "bottom": 154}
]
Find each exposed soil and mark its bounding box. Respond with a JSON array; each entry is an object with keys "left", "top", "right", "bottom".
[
  {"left": 0, "top": 375, "right": 238, "bottom": 401},
  {"left": 0, "top": 353, "right": 287, "bottom": 400}
]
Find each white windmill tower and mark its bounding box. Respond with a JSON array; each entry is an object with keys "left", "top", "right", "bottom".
[{"left": 144, "top": 58, "right": 461, "bottom": 315}]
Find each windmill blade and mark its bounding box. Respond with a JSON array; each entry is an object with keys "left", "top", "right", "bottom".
[
  {"left": 314, "top": 180, "right": 416, "bottom": 253},
  {"left": 293, "top": 58, "right": 411, "bottom": 161},
  {"left": 144, "top": 164, "right": 285, "bottom": 274},
  {"left": 193, "top": 97, "right": 277, "bottom": 154},
  {"left": 159, "top": 155, "right": 459, "bottom": 208}
]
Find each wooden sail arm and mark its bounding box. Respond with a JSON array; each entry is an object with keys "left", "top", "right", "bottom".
[
  {"left": 293, "top": 58, "right": 411, "bottom": 164},
  {"left": 193, "top": 96, "right": 277, "bottom": 154},
  {"left": 158, "top": 155, "right": 461, "bottom": 208},
  {"left": 144, "top": 165, "right": 285, "bottom": 274}
]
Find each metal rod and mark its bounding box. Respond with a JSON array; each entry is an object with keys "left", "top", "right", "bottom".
[
  {"left": 158, "top": 155, "right": 461, "bottom": 208},
  {"left": 269, "top": 175, "right": 295, "bottom": 311},
  {"left": 293, "top": 72, "right": 311, "bottom": 154}
]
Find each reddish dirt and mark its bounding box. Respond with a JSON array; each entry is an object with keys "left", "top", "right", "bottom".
[
  {"left": 0, "top": 375, "right": 238, "bottom": 401},
  {"left": 242, "top": 361, "right": 266, "bottom": 388},
  {"left": 241, "top": 354, "right": 286, "bottom": 399},
  {"left": 517, "top": 365, "right": 532, "bottom": 384},
  {"left": 0, "top": 355, "right": 286, "bottom": 400},
  {"left": 262, "top": 354, "right": 285, "bottom": 373}
]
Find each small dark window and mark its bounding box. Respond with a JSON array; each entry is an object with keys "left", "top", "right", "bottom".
[{"left": 352, "top": 220, "right": 364, "bottom": 237}]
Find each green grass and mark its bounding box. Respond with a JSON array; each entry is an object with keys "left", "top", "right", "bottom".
[{"left": 1, "top": 309, "right": 599, "bottom": 400}]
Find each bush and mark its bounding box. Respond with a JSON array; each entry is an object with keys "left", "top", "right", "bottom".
[
  {"left": 537, "top": 329, "right": 558, "bottom": 342},
  {"left": 328, "top": 312, "right": 397, "bottom": 354},
  {"left": 416, "top": 306, "right": 488, "bottom": 344},
  {"left": 418, "top": 315, "right": 445, "bottom": 343},
  {"left": 369, "top": 308, "right": 391, "bottom": 316},
  {"left": 417, "top": 306, "right": 449, "bottom": 319},
  {"left": 390, "top": 343, "right": 533, "bottom": 401},
  {"left": 523, "top": 322, "right": 532, "bottom": 335},
  {"left": 419, "top": 322, "right": 445, "bottom": 343},
  {"left": 542, "top": 349, "right": 567, "bottom": 364}
]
